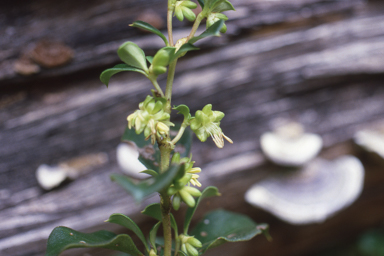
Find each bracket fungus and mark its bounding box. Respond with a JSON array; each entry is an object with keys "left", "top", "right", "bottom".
[
  {"left": 245, "top": 155, "right": 364, "bottom": 225},
  {"left": 36, "top": 153, "right": 108, "bottom": 190},
  {"left": 260, "top": 122, "right": 322, "bottom": 167},
  {"left": 354, "top": 125, "right": 384, "bottom": 159},
  {"left": 116, "top": 142, "right": 149, "bottom": 179}
]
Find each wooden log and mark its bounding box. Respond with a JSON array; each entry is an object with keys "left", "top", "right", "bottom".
[{"left": 0, "top": 0, "right": 364, "bottom": 85}]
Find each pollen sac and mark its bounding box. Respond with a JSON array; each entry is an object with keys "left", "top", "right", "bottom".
[
  {"left": 127, "top": 96, "right": 173, "bottom": 144},
  {"left": 190, "top": 104, "right": 232, "bottom": 148},
  {"left": 174, "top": 0, "right": 198, "bottom": 22}
]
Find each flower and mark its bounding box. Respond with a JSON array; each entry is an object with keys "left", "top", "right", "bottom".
[
  {"left": 179, "top": 234, "right": 202, "bottom": 256},
  {"left": 190, "top": 104, "right": 233, "bottom": 148},
  {"left": 172, "top": 153, "right": 202, "bottom": 187},
  {"left": 127, "top": 96, "right": 173, "bottom": 144}
]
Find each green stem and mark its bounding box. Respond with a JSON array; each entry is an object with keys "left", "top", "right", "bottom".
[
  {"left": 159, "top": 140, "right": 173, "bottom": 256},
  {"left": 165, "top": 60, "right": 177, "bottom": 113},
  {"left": 149, "top": 77, "right": 164, "bottom": 97},
  {"left": 160, "top": 192, "right": 173, "bottom": 256},
  {"left": 171, "top": 122, "right": 187, "bottom": 145},
  {"left": 167, "top": 9, "right": 174, "bottom": 46},
  {"left": 187, "top": 12, "right": 204, "bottom": 41},
  {"left": 174, "top": 237, "right": 180, "bottom": 256}
]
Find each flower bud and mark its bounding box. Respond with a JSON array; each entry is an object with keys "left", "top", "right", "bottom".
[
  {"left": 179, "top": 188, "right": 196, "bottom": 207},
  {"left": 149, "top": 249, "right": 157, "bottom": 256},
  {"left": 173, "top": 193, "right": 181, "bottom": 210},
  {"left": 182, "top": 7, "right": 196, "bottom": 22},
  {"left": 181, "top": 1, "right": 197, "bottom": 9},
  {"left": 187, "top": 237, "right": 202, "bottom": 248},
  {"left": 175, "top": 6, "right": 184, "bottom": 21},
  {"left": 152, "top": 48, "right": 170, "bottom": 67},
  {"left": 169, "top": 185, "right": 180, "bottom": 195},
  {"left": 184, "top": 186, "right": 202, "bottom": 197},
  {"left": 186, "top": 243, "right": 199, "bottom": 256}
]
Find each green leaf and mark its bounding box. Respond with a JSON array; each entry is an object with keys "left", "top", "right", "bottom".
[
  {"left": 149, "top": 222, "right": 162, "bottom": 252},
  {"left": 206, "top": 0, "right": 225, "bottom": 10},
  {"left": 190, "top": 210, "right": 269, "bottom": 253},
  {"left": 171, "top": 43, "right": 199, "bottom": 62},
  {"left": 146, "top": 56, "right": 154, "bottom": 64},
  {"left": 45, "top": 226, "right": 143, "bottom": 256},
  {"left": 212, "top": 0, "right": 235, "bottom": 12},
  {"left": 111, "top": 164, "right": 184, "bottom": 202},
  {"left": 142, "top": 203, "right": 178, "bottom": 232},
  {"left": 118, "top": 42, "right": 148, "bottom": 72},
  {"left": 189, "top": 20, "right": 224, "bottom": 44},
  {"left": 100, "top": 64, "right": 148, "bottom": 87},
  {"left": 173, "top": 105, "right": 191, "bottom": 120},
  {"left": 141, "top": 170, "right": 158, "bottom": 177},
  {"left": 106, "top": 213, "right": 149, "bottom": 252},
  {"left": 130, "top": 21, "right": 169, "bottom": 46},
  {"left": 122, "top": 124, "right": 192, "bottom": 173},
  {"left": 184, "top": 186, "right": 220, "bottom": 234}
]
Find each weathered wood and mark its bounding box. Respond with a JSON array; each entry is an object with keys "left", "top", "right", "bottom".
[
  {"left": 0, "top": 0, "right": 364, "bottom": 85},
  {"left": 1, "top": 0, "right": 384, "bottom": 255}
]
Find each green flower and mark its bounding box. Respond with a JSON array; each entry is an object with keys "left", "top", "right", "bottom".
[
  {"left": 175, "top": 0, "right": 198, "bottom": 22},
  {"left": 207, "top": 12, "right": 228, "bottom": 33},
  {"left": 179, "top": 234, "right": 202, "bottom": 256},
  {"left": 204, "top": 0, "right": 235, "bottom": 33},
  {"left": 127, "top": 96, "right": 174, "bottom": 144},
  {"left": 190, "top": 104, "right": 233, "bottom": 148},
  {"left": 171, "top": 153, "right": 202, "bottom": 187}
]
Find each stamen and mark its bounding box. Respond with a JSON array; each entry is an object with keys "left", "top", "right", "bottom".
[
  {"left": 223, "top": 134, "right": 233, "bottom": 144},
  {"left": 189, "top": 167, "right": 201, "bottom": 174}
]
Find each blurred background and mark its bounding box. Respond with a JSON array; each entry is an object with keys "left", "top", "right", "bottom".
[{"left": 1, "top": 0, "right": 384, "bottom": 255}]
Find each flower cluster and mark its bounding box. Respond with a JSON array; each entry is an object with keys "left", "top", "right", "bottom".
[
  {"left": 174, "top": 0, "right": 198, "bottom": 22},
  {"left": 168, "top": 153, "right": 203, "bottom": 210},
  {"left": 190, "top": 104, "right": 233, "bottom": 148},
  {"left": 179, "top": 234, "right": 202, "bottom": 256},
  {"left": 127, "top": 96, "right": 173, "bottom": 144}
]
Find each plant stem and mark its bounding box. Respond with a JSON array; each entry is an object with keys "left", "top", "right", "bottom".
[
  {"left": 150, "top": 77, "right": 165, "bottom": 97},
  {"left": 167, "top": 9, "right": 174, "bottom": 46},
  {"left": 165, "top": 60, "right": 177, "bottom": 113},
  {"left": 171, "top": 122, "right": 187, "bottom": 145},
  {"left": 160, "top": 191, "right": 173, "bottom": 256},
  {"left": 159, "top": 140, "right": 173, "bottom": 256},
  {"left": 187, "top": 12, "right": 204, "bottom": 41}
]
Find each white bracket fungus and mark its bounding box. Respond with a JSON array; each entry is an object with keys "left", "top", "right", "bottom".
[
  {"left": 116, "top": 142, "right": 149, "bottom": 179},
  {"left": 260, "top": 122, "right": 322, "bottom": 167},
  {"left": 354, "top": 126, "right": 384, "bottom": 159},
  {"left": 245, "top": 155, "right": 365, "bottom": 225},
  {"left": 36, "top": 153, "right": 108, "bottom": 190}
]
